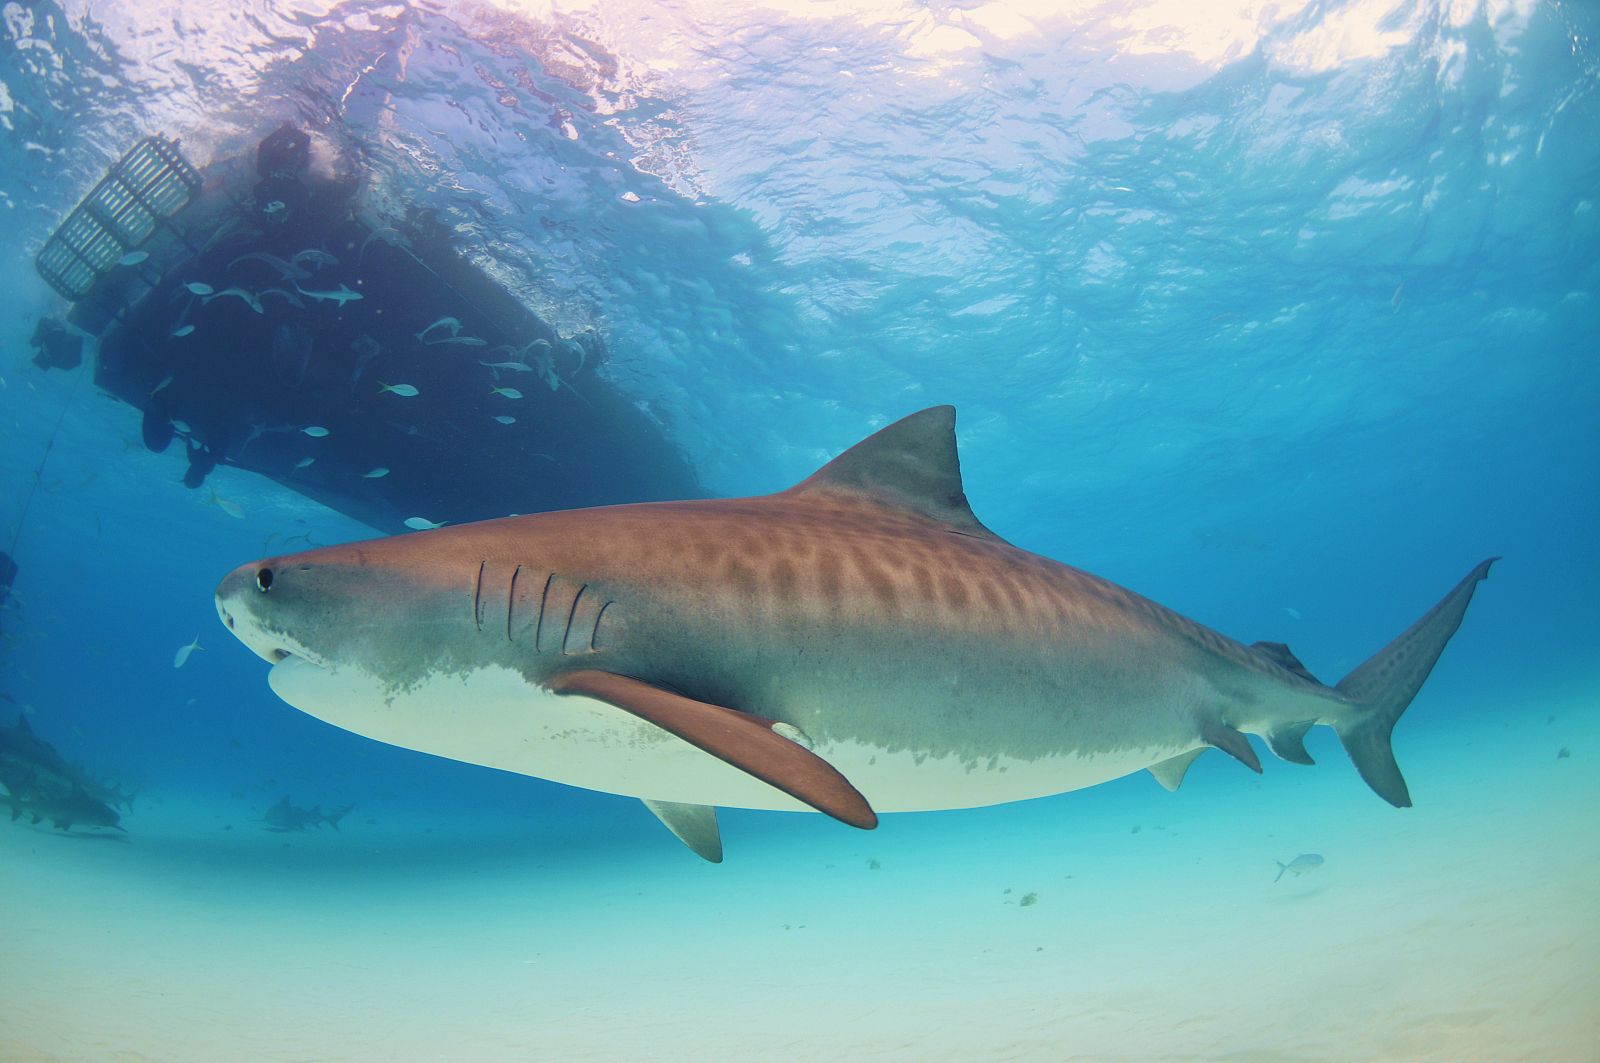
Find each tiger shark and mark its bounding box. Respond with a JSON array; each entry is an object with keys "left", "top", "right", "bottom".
[{"left": 216, "top": 406, "right": 1494, "bottom": 861}]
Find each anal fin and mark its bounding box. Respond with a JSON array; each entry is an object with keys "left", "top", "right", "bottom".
[
  {"left": 642, "top": 799, "right": 722, "bottom": 863},
  {"left": 1265, "top": 721, "right": 1317, "bottom": 765},
  {"left": 1148, "top": 749, "right": 1206, "bottom": 792},
  {"left": 549, "top": 669, "right": 877, "bottom": 830}
]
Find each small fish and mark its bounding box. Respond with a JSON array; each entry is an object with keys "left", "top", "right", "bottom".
[
  {"left": 263, "top": 199, "right": 287, "bottom": 214},
  {"left": 1284, "top": 607, "right": 1302, "bottom": 621},
  {"left": 404, "top": 517, "right": 446, "bottom": 531},
  {"left": 378, "top": 382, "right": 420, "bottom": 397},
  {"left": 490, "top": 386, "right": 523, "bottom": 399},
  {"left": 209, "top": 491, "right": 246, "bottom": 520},
  {"left": 260, "top": 287, "right": 306, "bottom": 309},
  {"left": 184, "top": 281, "right": 215, "bottom": 296},
  {"left": 171, "top": 419, "right": 193, "bottom": 434},
  {"left": 1391, "top": 283, "right": 1404, "bottom": 312},
  {"left": 229, "top": 252, "right": 307, "bottom": 280},
  {"left": 349, "top": 335, "right": 383, "bottom": 389},
  {"left": 203, "top": 287, "right": 265, "bottom": 314},
  {"left": 240, "top": 422, "right": 267, "bottom": 453},
  {"left": 363, "top": 467, "right": 390, "bottom": 479},
  {"left": 415, "top": 316, "right": 461, "bottom": 342},
  {"left": 295, "top": 282, "right": 363, "bottom": 306},
  {"left": 302, "top": 426, "right": 330, "bottom": 438},
  {"left": 294, "top": 457, "right": 315, "bottom": 470},
  {"left": 480, "top": 360, "right": 533, "bottom": 373},
  {"left": 150, "top": 374, "right": 175, "bottom": 397},
  {"left": 171, "top": 324, "right": 196, "bottom": 338},
  {"left": 359, "top": 225, "right": 401, "bottom": 261},
  {"left": 119, "top": 250, "right": 149, "bottom": 266},
  {"left": 427, "top": 335, "right": 487, "bottom": 347},
  {"left": 491, "top": 415, "right": 516, "bottom": 425},
  {"left": 1274, "top": 853, "right": 1324, "bottom": 883},
  {"left": 291, "top": 248, "right": 339, "bottom": 269},
  {"left": 173, "top": 635, "right": 204, "bottom": 669}
]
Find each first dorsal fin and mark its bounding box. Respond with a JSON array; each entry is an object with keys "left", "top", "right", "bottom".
[{"left": 784, "top": 406, "right": 1000, "bottom": 539}]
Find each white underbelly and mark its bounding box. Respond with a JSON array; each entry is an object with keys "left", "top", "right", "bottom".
[{"left": 267, "top": 658, "right": 1171, "bottom": 813}]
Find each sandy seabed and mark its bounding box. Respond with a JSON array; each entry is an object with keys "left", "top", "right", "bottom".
[{"left": 3, "top": 691, "right": 1596, "bottom": 1063}]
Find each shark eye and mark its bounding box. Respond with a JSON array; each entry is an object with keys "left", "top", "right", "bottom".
[{"left": 256, "top": 568, "right": 274, "bottom": 592}]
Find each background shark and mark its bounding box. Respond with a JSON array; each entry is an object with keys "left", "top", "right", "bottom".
[
  {"left": 216, "top": 407, "right": 1493, "bottom": 861},
  {"left": 261, "top": 795, "right": 354, "bottom": 832},
  {"left": 0, "top": 716, "right": 126, "bottom": 833}
]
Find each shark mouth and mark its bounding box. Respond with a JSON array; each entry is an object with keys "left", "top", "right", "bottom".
[{"left": 215, "top": 597, "right": 313, "bottom": 668}]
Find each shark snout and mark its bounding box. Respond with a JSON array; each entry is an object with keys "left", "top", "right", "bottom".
[{"left": 215, "top": 561, "right": 296, "bottom": 664}]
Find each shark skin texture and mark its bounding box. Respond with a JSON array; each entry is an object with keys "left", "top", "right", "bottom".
[{"left": 216, "top": 406, "right": 1496, "bottom": 861}]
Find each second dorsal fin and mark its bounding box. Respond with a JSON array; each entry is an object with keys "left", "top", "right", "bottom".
[
  {"left": 784, "top": 406, "right": 999, "bottom": 539},
  {"left": 1251, "top": 640, "right": 1321, "bottom": 684}
]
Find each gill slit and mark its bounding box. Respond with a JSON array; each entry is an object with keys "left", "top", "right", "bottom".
[
  {"left": 506, "top": 564, "right": 522, "bottom": 642},
  {"left": 562, "top": 584, "right": 588, "bottom": 656},
  {"left": 591, "top": 600, "right": 613, "bottom": 652},
  {"left": 472, "top": 561, "right": 486, "bottom": 632},
  {"left": 534, "top": 572, "right": 555, "bottom": 653}
]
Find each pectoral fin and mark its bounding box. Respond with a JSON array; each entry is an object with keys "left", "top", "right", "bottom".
[
  {"left": 1202, "top": 721, "right": 1262, "bottom": 773},
  {"left": 642, "top": 799, "right": 723, "bottom": 863},
  {"left": 549, "top": 669, "right": 878, "bottom": 830}
]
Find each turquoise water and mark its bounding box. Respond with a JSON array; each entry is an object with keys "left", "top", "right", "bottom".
[{"left": 2, "top": 2, "right": 1596, "bottom": 1060}]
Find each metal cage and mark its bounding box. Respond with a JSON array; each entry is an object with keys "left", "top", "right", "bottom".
[{"left": 34, "top": 135, "right": 201, "bottom": 301}]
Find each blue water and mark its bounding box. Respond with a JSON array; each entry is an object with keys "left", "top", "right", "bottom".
[{"left": 2, "top": 2, "right": 1597, "bottom": 1059}]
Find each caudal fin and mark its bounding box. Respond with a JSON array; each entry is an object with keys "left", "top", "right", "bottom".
[{"left": 1333, "top": 558, "right": 1498, "bottom": 807}]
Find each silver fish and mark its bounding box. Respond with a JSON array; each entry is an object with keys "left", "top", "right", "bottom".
[
  {"left": 415, "top": 317, "right": 462, "bottom": 342},
  {"left": 229, "top": 252, "right": 309, "bottom": 281},
  {"left": 295, "top": 283, "right": 363, "bottom": 307},
  {"left": 292, "top": 248, "right": 340, "bottom": 269},
  {"left": 1274, "top": 853, "right": 1325, "bottom": 882},
  {"left": 173, "top": 635, "right": 204, "bottom": 669},
  {"left": 203, "top": 287, "right": 265, "bottom": 314}
]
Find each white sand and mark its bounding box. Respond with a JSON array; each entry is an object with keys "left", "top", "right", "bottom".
[{"left": 2, "top": 692, "right": 1595, "bottom": 1062}]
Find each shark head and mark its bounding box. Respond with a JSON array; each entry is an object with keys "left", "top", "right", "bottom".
[
  {"left": 213, "top": 519, "right": 771, "bottom": 808},
  {"left": 214, "top": 531, "right": 522, "bottom": 709}
]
